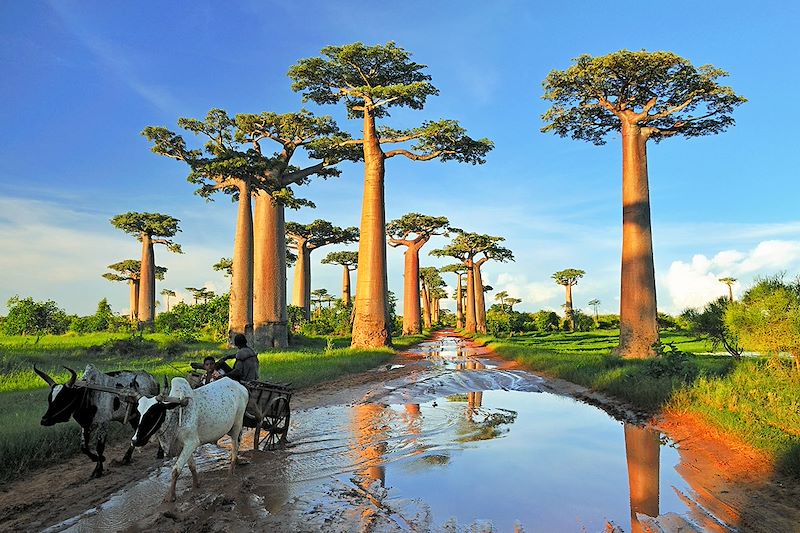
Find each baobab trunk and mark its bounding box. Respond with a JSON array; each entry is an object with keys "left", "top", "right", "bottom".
[
  {"left": 624, "top": 423, "right": 660, "bottom": 533},
  {"left": 352, "top": 108, "right": 391, "bottom": 347},
  {"left": 727, "top": 284, "right": 734, "bottom": 302},
  {"left": 342, "top": 266, "right": 352, "bottom": 307},
  {"left": 421, "top": 284, "right": 432, "bottom": 329},
  {"left": 402, "top": 247, "right": 422, "bottom": 335},
  {"left": 565, "top": 284, "right": 574, "bottom": 332},
  {"left": 129, "top": 280, "right": 139, "bottom": 322},
  {"left": 433, "top": 298, "right": 440, "bottom": 323},
  {"left": 455, "top": 273, "right": 464, "bottom": 329},
  {"left": 137, "top": 233, "right": 155, "bottom": 327},
  {"left": 464, "top": 260, "right": 477, "bottom": 334},
  {"left": 253, "top": 192, "right": 288, "bottom": 348},
  {"left": 229, "top": 183, "right": 254, "bottom": 345},
  {"left": 473, "top": 264, "right": 487, "bottom": 334},
  {"left": 292, "top": 242, "right": 312, "bottom": 319},
  {"left": 618, "top": 122, "right": 658, "bottom": 358}
]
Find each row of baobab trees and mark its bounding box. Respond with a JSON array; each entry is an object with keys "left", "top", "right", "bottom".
[{"left": 108, "top": 42, "right": 743, "bottom": 358}]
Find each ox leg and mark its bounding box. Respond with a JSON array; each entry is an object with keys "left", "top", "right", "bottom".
[
  {"left": 228, "top": 418, "right": 244, "bottom": 474},
  {"left": 121, "top": 444, "right": 135, "bottom": 465},
  {"left": 165, "top": 439, "right": 198, "bottom": 502},
  {"left": 253, "top": 420, "right": 262, "bottom": 451},
  {"left": 79, "top": 426, "right": 104, "bottom": 479},
  {"left": 188, "top": 456, "right": 200, "bottom": 488},
  {"left": 156, "top": 444, "right": 165, "bottom": 459}
]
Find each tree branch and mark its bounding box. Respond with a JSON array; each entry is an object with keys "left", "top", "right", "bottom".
[
  {"left": 281, "top": 162, "right": 326, "bottom": 186},
  {"left": 384, "top": 149, "right": 447, "bottom": 161}
]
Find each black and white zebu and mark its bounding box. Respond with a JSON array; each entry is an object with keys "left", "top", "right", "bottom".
[
  {"left": 131, "top": 376, "right": 249, "bottom": 502},
  {"left": 35, "top": 364, "right": 161, "bottom": 478}
]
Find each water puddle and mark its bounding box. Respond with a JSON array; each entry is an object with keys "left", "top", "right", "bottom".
[{"left": 48, "top": 331, "right": 733, "bottom": 532}]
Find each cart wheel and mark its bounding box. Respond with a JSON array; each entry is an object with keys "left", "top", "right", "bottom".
[{"left": 261, "top": 397, "right": 290, "bottom": 451}]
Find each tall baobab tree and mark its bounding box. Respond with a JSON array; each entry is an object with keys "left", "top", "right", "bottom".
[
  {"left": 160, "top": 289, "right": 176, "bottom": 312},
  {"left": 419, "top": 266, "right": 445, "bottom": 329},
  {"left": 588, "top": 298, "right": 601, "bottom": 324},
  {"left": 430, "top": 287, "right": 447, "bottom": 324},
  {"left": 432, "top": 232, "right": 513, "bottom": 334},
  {"left": 441, "top": 263, "right": 468, "bottom": 329},
  {"left": 542, "top": 50, "right": 745, "bottom": 358},
  {"left": 287, "top": 220, "right": 358, "bottom": 319},
  {"left": 102, "top": 260, "right": 166, "bottom": 322},
  {"left": 321, "top": 251, "right": 359, "bottom": 307},
  {"left": 144, "top": 109, "right": 350, "bottom": 348},
  {"left": 110, "top": 213, "right": 181, "bottom": 328},
  {"left": 719, "top": 277, "right": 737, "bottom": 302},
  {"left": 387, "top": 213, "right": 450, "bottom": 335},
  {"left": 552, "top": 269, "right": 585, "bottom": 332},
  {"left": 290, "top": 42, "right": 493, "bottom": 348}
]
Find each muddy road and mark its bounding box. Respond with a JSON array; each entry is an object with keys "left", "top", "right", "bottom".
[{"left": 1, "top": 330, "right": 798, "bottom": 532}]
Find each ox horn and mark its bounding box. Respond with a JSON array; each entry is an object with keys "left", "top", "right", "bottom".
[
  {"left": 63, "top": 367, "right": 77, "bottom": 388},
  {"left": 33, "top": 365, "right": 56, "bottom": 387}
]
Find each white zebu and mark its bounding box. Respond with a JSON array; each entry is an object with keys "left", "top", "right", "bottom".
[{"left": 131, "top": 376, "right": 249, "bottom": 502}]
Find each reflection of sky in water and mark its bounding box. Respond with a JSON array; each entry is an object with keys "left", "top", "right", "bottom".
[{"left": 378, "top": 391, "right": 689, "bottom": 532}]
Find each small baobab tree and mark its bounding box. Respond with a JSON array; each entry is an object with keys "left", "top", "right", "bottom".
[
  {"left": 310, "top": 288, "right": 331, "bottom": 315},
  {"left": 542, "top": 50, "right": 745, "bottom": 357},
  {"left": 419, "top": 267, "right": 445, "bottom": 329},
  {"left": 103, "top": 260, "right": 166, "bottom": 321},
  {"left": 287, "top": 220, "right": 359, "bottom": 319},
  {"left": 160, "top": 289, "right": 176, "bottom": 312},
  {"left": 432, "top": 232, "right": 513, "bottom": 334},
  {"left": 506, "top": 297, "right": 522, "bottom": 312},
  {"left": 430, "top": 287, "right": 448, "bottom": 324},
  {"left": 110, "top": 213, "right": 182, "bottom": 328},
  {"left": 290, "top": 42, "right": 493, "bottom": 348},
  {"left": 495, "top": 290, "right": 509, "bottom": 311},
  {"left": 588, "top": 298, "right": 601, "bottom": 324},
  {"left": 719, "top": 277, "right": 737, "bottom": 302},
  {"left": 552, "top": 269, "right": 585, "bottom": 332},
  {"left": 387, "top": 213, "right": 450, "bottom": 335},
  {"left": 321, "top": 251, "right": 359, "bottom": 307},
  {"left": 441, "top": 263, "right": 468, "bottom": 329}
]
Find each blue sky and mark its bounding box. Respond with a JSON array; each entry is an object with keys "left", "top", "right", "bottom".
[{"left": 2, "top": 0, "right": 799, "bottom": 317}]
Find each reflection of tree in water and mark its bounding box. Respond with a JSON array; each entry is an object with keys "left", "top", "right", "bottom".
[{"left": 624, "top": 423, "right": 660, "bottom": 533}]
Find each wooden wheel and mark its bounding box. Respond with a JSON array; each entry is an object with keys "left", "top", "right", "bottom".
[{"left": 261, "top": 396, "right": 290, "bottom": 450}]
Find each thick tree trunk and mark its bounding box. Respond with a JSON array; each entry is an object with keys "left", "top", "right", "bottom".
[
  {"left": 253, "top": 192, "right": 288, "bottom": 348},
  {"left": 401, "top": 246, "right": 422, "bottom": 335},
  {"left": 473, "top": 264, "right": 487, "bottom": 334},
  {"left": 129, "top": 280, "right": 139, "bottom": 322},
  {"left": 292, "top": 243, "right": 311, "bottom": 319},
  {"left": 433, "top": 298, "right": 440, "bottom": 324},
  {"left": 137, "top": 233, "right": 155, "bottom": 327},
  {"left": 342, "top": 266, "right": 352, "bottom": 307},
  {"left": 565, "top": 284, "right": 574, "bottom": 332},
  {"left": 455, "top": 273, "right": 464, "bottom": 329},
  {"left": 618, "top": 122, "right": 658, "bottom": 358},
  {"left": 421, "top": 284, "right": 432, "bottom": 329},
  {"left": 464, "top": 259, "right": 477, "bottom": 333},
  {"left": 352, "top": 109, "right": 390, "bottom": 347},
  {"left": 229, "top": 182, "right": 254, "bottom": 345},
  {"left": 624, "top": 423, "right": 660, "bottom": 533}
]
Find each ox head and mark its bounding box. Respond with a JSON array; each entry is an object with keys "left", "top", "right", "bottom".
[
  {"left": 130, "top": 394, "right": 182, "bottom": 447},
  {"left": 34, "top": 366, "right": 81, "bottom": 426}
]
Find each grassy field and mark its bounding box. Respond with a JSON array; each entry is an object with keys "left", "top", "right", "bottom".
[
  {"left": 476, "top": 329, "right": 800, "bottom": 476},
  {"left": 0, "top": 331, "right": 427, "bottom": 486}
]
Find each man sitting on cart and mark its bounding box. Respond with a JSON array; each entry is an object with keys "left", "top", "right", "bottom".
[
  {"left": 222, "top": 333, "right": 259, "bottom": 382},
  {"left": 198, "top": 356, "right": 224, "bottom": 386}
]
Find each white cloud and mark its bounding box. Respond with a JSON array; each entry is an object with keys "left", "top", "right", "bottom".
[{"left": 662, "top": 240, "right": 800, "bottom": 313}]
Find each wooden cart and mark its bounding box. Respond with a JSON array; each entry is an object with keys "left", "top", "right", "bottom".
[{"left": 242, "top": 380, "right": 293, "bottom": 451}]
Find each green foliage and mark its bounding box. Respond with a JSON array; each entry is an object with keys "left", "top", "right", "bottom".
[
  {"left": 3, "top": 296, "right": 70, "bottom": 336},
  {"left": 68, "top": 298, "right": 129, "bottom": 334},
  {"left": 645, "top": 341, "right": 699, "bottom": 380},
  {"left": 596, "top": 313, "right": 620, "bottom": 329},
  {"left": 681, "top": 297, "right": 742, "bottom": 357},
  {"left": 387, "top": 213, "right": 450, "bottom": 241},
  {"left": 154, "top": 294, "right": 229, "bottom": 341},
  {"left": 109, "top": 213, "right": 182, "bottom": 252},
  {"left": 431, "top": 232, "right": 514, "bottom": 263},
  {"left": 725, "top": 275, "right": 800, "bottom": 367},
  {"left": 300, "top": 304, "right": 352, "bottom": 336},
  {"left": 541, "top": 50, "right": 747, "bottom": 145},
  {"left": 552, "top": 268, "right": 585, "bottom": 286},
  {"left": 486, "top": 307, "right": 526, "bottom": 336},
  {"left": 321, "top": 250, "right": 358, "bottom": 268},
  {"left": 286, "top": 219, "right": 359, "bottom": 249},
  {"left": 530, "top": 310, "right": 560, "bottom": 332}
]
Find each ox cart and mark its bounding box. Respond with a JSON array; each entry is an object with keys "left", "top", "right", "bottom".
[{"left": 242, "top": 380, "right": 292, "bottom": 450}]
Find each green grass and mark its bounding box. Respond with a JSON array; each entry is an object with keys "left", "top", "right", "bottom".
[
  {"left": 0, "top": 330, "right": 426, "bottom": 486},
  {"left": 475, "top": 329, "right": 800, "bottom": 476}
]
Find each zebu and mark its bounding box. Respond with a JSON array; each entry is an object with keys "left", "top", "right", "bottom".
[
  {"left": 35, "top": 364, "right": 161, "bottom": 478},
  {"left": 131, "top": 376, "right": 249, "bottom": 502}
]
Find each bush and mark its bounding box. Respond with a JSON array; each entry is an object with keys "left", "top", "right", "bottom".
[
  {"left": 645, "top": 341, "right": 698, "bottom": 380},
  {"left": 3, "top": 296, "right": 70, "bottom": 336},
  {"left": 530, "top": 310, "right": 560, "bottom": 332},
  {"left": 155, "top": 294, "right": 229, "bottom": 341}
]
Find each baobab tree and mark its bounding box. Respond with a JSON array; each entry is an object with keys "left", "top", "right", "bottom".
[
  {"left": 719, "top": 277, "right": 737, "bottom": 302},
  {"left": 213, "top": 257, "right": 233, "bottom": 278},
  {"left": 144, "top": 109, "right": 350, "bottom": 348},
  {"left": 430, "top": 287, "right": 448, "bottom": 324},
  {"left": 419, "top": 266, "right": 445, "bottom": 329},
  {"left": 310, "top": 288, "right": 331, "bottom": 315},
  {"left": 387, "top": 213, "right": 450, "bottom": 335},
  {"left": 495, "top": 290, "right": 509, "bottom": 311},
  {"left": 321, "top": 251, "right": 359, "bottom": 307},
  {"left": 110, "top": 213, "right": 181, "bottom": 328},
  {"left": 287, "top": 220, "right": 358, "bottom": 319},
  {"left": 102, "top": 260, "right": 166, "bottom": 321},
  {"left": 552, "top": 269, "right": 585, "bottom": 332},
  {"left": 542, "top": 50, "right": 745, "bottom": 357},
  {"left": 441, "top": 263, "right": 468, "bottom": 329},
  {"left": 588, "top": 298, "right": 601, "bottom": 324},
  {"left": 432, "top": 232, "right": 513, "bottom": 334},
  {"left": 186, "top": 287, "right": 214, "bottom": 305},
  {"left": 160, "top": 289, "right": 176, "bottom": 312},
  {"left": 506, "top": 297, "right": 522, "bottom": 312},
  {"left": 290, "top": 42, "right": 493, "bottom": 348}
]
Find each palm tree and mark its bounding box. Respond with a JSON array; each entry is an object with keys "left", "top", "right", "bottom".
[
  {"left": 506, "top": 297, "right": 522, "bottom": 312},
  {"left": 495, "top": 290, "right": 509, "bottom": 311},
  {"left": 160, "top": 289, "right": 176, "bottom": 312},
  {"left": 588, "top": 298, "right": 601, "bottom": 324}
]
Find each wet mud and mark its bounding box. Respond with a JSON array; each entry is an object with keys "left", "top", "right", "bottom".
[{"left": 1, "top": 330, "right": 798, "bottom": 532}]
